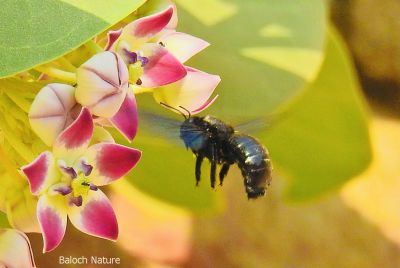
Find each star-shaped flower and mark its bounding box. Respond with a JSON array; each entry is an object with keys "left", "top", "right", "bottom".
[
  {"left": 22, "top": 108, "right": 141, "bottom": 252},
  {"left": 106, "top": 4, "right": 220, "bottom": 114}
]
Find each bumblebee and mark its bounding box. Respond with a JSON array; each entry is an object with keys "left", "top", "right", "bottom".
[{"left": 163, "top": 104, "right": 272, "bottom": 199}]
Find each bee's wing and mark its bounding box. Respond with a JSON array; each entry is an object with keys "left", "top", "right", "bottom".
[
  {"left": 234, "top": 117, "right": 271, "bottom": 134},
  {"left": 138, "top": 110, "right": 183, "bottom": 143},
  {"left": 234, "top": 111, "right": 286, "bottom": 134}
]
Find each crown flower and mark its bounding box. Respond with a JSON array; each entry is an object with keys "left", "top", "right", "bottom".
[
  {"left": 105, "top": 4, "right": 220, "bottom": 114},
  {"left": 21, "top": 108, "right": 141, "bottom": 252}
]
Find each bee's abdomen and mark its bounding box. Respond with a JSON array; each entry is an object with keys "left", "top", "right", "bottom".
[{"left": 228, "top": 134, "right": 272, "bottom": 198}]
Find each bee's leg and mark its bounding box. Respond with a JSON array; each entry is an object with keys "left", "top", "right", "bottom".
[
  {"left": 210, "top": 144, "right": 217, "bottom": 188},
  {"left": 195, "top": 155, "right": 204, "bottom": 186},
  {"left": 219, "top": 164, "right": 230, "bottom": 186}
]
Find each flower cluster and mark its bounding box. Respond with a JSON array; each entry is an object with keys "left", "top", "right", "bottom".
[{"left": 20, "top": 3, "right": 219, "bottom": 253}]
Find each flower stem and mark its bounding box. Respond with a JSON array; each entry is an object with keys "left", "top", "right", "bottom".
[
  {"left": 131, "top": 86, "right": 153, "bottom": 95},
  {"left": 84, "top": 39, "right": 104, "bottom": 55},
  {"left": 57, "top": 57, "right": 77, "bottom": 72},
  {"left": 34, "top": 66, "right": 76, "bottom": 84}
]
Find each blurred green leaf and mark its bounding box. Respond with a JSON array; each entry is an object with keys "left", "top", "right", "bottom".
[
  {"left": 0, "top": 212, "right": 10, "bottom": 228},
  {"left": 175, "top": 0, "right": 238, "bottom": 26},
  {"left": 0, "top": 0, "right": 146, "bottom": 78},
  {"left": 175, "top": 0, "right": 327, "bottom": 121},
  {"left": 261, "top": 27, "right": 371, "bottom": 200}
]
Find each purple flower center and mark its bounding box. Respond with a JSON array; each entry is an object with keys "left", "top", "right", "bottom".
[
  {"left": 69, "top": 196, "right": 83, "bottom": 207},
  {"left": 122, "top": 48, "right": 149, "bottom": 67},
  {"left": 56, "top": 161, "right": 98, "bottom": 207}
]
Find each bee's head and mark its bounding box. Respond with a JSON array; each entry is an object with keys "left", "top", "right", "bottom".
[{"left": 180, "top": 117, "right": 207, "bottom": 151}]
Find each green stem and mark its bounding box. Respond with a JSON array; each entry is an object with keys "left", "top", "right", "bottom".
[
  {"left": 84, "top": 39, "right": 103, "bottom": 55},
  {"left": 57, "top": 57, "right": 77, "bottom": 72},
  {"left": 131, "top": 85, "right": 153, "bottom": 95},
  {"left": 34, "top": 66, "right": 76, "bottom": 84}
]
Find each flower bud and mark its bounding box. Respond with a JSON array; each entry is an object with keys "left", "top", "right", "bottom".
[
  {"left": 76, "top": 51, "right": 129, "bottom": 118},
  {"left": 29, "top": 83, "right": 78, "bottom": 146}
]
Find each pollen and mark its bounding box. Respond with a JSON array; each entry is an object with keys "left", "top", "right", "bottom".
[
  {"left": 71, "top": 174, "right": 91, "bottom": 198},
  {"left": 128, "top": 62, "right": 144, "bottom": 85}
]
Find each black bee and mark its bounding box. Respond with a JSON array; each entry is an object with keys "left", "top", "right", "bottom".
[{"left": 161, "top": 103, "right": 272, "bottom": 199}]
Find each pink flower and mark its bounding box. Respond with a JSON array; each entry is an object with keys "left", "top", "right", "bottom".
[
  {"left": 76, "top": 51, "right": 139, "bottom": 141},
  {"left": 106, "top": 5, "right": 186, "bottom": 88},
  {"left": 30, "top": 52, "right": 139, "bottom": 145},
  {"left": 21, "top": 108, "right": 141, "bottom": 252},
  {"left": 29, "top": 83, "right": 80, "bottom": 146},
  {"left": 106, "top": 5, "right": 220, "bottom": 114}
]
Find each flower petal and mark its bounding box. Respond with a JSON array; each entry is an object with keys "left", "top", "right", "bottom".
[
  {"left": 105, "top": 28, "right": 122, "bottom": 51},
  {"left": 53, "top": 107, "right": 93, "bottom": 164},
  {"left": 140, "top": 44, "right": 187, "bottom": 87},
  {"left": 21, "top": 151, "right": 58, "bottom": 195},
  {"left": 29, "top": 83, "right": 77, "bottom": 146},
  {"left": 37, "top": 194, "right": 67, "bottom": 253},
  {"left": 153, "top": 67, "right": 220, "bottom": 114},
  {"left": 159, "top": 32, "right": 209, "bottom": 63},
  {"left": 85, "top": 143, "right": 141, "bottom": 186},
  {"left": 191, "top": 95, "right": 219, "bottom": 114},
  {"left": 68, "top": 190, "right": 118, "bottom": 241},
  {"left": 76, "top": 51, "right": 128, "bottom": 118},
  {"left": 0, "top": 229, "right": 36, "bottom": 268},
  {"left": 124, "top": 5, "right": 174, "bottom": 40},
  {"left": 110, "top": 92, "right": 138, "bottom": 141},
  {"left": 166, "top": 3, "right": 178, "bottom": 29}
]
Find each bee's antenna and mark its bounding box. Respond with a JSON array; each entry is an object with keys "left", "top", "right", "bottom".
[
  {"left": 160, "top": 102, "right": 187, "bottom": 119},
  {"left": 178, "top": 106, "right": 191, "bottom": 119}
]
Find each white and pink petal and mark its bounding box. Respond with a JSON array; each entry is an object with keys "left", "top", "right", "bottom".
[
  {"left": 159, "top": 32, "right": 209, "bottom": 63},
  {"left": 166, "top": 3, "right": 178, "bottom": 29},
  {"left": 123, "top": 5, "right": 174, "bottom": 42},
  {"left": 21, "top": 151, "right": 58, "bottom": 195},
  {"left": 29, "top": 83, "right": 77, "bottom": 146},
  {"left": 105, "top": 28, "right": 123, "bottom": 51},
  {"left": 191, "top": 95, "right": 219, "bottom": 114},
  {"left": 140, "top": 44, "right": 187, "bottom": 88},
  {"left": 153, "top": 67, "right": 220, "bottom": 114},
  {"left": 84, "top": 143, "right": 141, "bottom": 186},
  {"left": 37, "top": 194, "right": 67, "bottom": 253},
  {"left": 76, "top": 51, "right": 129, "bottom": 118},
  {"left": 53, "top": 107, "right": 93, "bottom": 164},
  {"left": 110, "top": 92, "right": 138, "bottom": 141},
  {"left": 68, "top": 190, "right": 118, "bottom": 241},
  {"left": 0, "top": 229, "right": 36, "bottom": 268}
]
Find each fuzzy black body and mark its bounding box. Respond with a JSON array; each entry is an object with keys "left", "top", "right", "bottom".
[{"left": 180, "top": 115, "right": 272, "bottom": 199}]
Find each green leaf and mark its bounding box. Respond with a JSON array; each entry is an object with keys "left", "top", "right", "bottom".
[
  {"left": 0, "top": 0, "right": 146, "bottom": 78},
  {"left": 0, "top": 212, "right": 10, "bottom": 229},
  {"left": 261, "top": 27, "right": 372, "bottom": 200},
  {"left": 0, "top": 78, "right": 48, "bottom": 164},
  {"left": 175, "top": 0, "right": 327, "bottom": 121}
]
